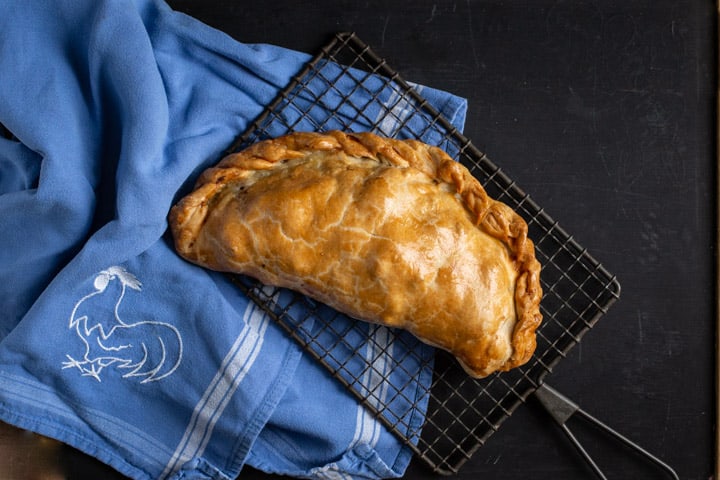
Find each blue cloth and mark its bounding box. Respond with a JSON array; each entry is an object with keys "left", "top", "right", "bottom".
[{"left": 0, "top": 1, "right": 468, "bottom": 479}]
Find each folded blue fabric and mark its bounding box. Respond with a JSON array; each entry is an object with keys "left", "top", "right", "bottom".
[{"left": 0, "top": 1, "right": 467, "bottom": 479}]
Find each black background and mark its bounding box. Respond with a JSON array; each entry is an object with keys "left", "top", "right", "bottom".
[{"left": 59, "top": 1, "right": 720, "bottom": 479}]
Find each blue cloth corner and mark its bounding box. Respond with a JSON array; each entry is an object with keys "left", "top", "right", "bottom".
[{"left": 0, "top": 1, "right": 468, "bottom": 479}]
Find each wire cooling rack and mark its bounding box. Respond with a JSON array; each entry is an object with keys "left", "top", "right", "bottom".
[{"left": 226, "top": 32, "right": 621, "bottom": 475}]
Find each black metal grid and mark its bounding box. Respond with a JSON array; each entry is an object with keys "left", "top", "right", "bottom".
[{"left": 226, "top": 32, "right": 621, "bottom": 475}]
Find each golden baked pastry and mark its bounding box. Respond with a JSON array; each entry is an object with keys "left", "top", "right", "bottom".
[{"left": 169, "top": 131, "right": 542, "bottom": 378}]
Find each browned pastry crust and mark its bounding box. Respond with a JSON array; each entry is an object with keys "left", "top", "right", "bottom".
[{"left": 169, "top": 131, "right": 542, "bottom": 377}]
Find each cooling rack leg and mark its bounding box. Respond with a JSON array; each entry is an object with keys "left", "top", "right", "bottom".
[{"left": 533, "top": 383, "right": 679, "bottom": 480}]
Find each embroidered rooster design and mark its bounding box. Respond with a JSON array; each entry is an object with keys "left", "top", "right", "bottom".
[{"left": 62, "top": 266, "right": 183, "bottom": 383}]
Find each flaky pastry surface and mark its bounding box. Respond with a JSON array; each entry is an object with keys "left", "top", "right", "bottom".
[{"left": 169, "top": 131, "right": 542, "bottom": 377}]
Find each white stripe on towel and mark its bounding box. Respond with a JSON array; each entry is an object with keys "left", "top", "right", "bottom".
[
  {"left": 377, "top": 83, "right": 424, "bottom": 137},
  {"left": 350, "top": 324, "right": 394, "bottom": 450},
  {"left": 160, "top": 296, "right": 272, "bottom": 479}
]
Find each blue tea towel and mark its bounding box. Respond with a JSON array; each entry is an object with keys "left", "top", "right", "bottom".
[{"left": 0, "top": 1, "right": 468, "bottom": 479}]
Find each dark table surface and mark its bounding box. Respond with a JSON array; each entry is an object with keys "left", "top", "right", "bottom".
[{"left": 3, "top": 1, "right": 716, "bottom": 479}]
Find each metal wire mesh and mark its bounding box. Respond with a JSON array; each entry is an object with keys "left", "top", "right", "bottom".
[{"left": 226, "top": 32, "right": 621, "bottom": 475}]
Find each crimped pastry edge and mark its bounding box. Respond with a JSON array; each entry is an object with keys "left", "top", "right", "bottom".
[{"left": 170, "top": 130, "right": 543, "bottom": 375}]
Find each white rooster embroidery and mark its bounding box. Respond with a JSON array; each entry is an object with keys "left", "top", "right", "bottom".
[{"left": 62, "top": 266, "right": 183, "bottom": 383}]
